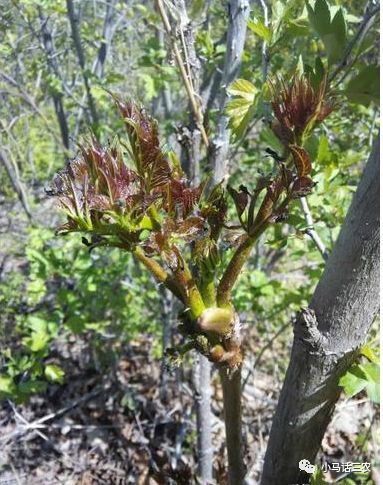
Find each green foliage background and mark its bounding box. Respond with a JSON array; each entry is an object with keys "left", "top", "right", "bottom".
[{"left": 0, "top": 5, "right": 379, "bottom": 473}]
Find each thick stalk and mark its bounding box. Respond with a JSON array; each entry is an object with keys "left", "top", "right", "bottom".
[
  {"left": 217, "top": 236, "right": 253, "bottom": 307},
  {"left": 133, "top": 247, "right": 186, "bottom": 303},
  {"left": 220, "top": 367, "right": 245, "bottom": 484}
]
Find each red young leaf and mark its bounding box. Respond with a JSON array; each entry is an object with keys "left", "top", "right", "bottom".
[
  {"left": 227, "top": 185, "right": 249, "bottom": 219},
  {"left": 291, "top": 176, "right": 315, "bottom": 198},
  {"left": 289, "top": 144, "right": 312, "bottom": 177}
]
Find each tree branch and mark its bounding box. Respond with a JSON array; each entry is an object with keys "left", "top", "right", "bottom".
[
  {"left": 133, "top": 247, "right": 186, "bottom": 304},
  {"left": 66, "top": 0, "right": 99, "bottom": 128},
  {"left": 155, "top": 0, "right": 209, "bottom": 148},
  {"left": 209, "top": 0, "right": 250, "bottom": 185},
  {"left": 300, "top": 196, "right": 329, "bottom": 261},
  {"left": 329, "top": 1, "right": 379, "bottom": 84},
  {"left": 0, "top": 148, "right": 32, "bottom": 220}
]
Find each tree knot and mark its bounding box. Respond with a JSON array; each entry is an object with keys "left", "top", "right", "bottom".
[{"left": 294, "top": 308, "right": 328, "bottom": 352}]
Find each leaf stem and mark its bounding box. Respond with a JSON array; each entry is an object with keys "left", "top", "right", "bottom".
[
  {"left": 133, "top": 246, "right": 186, "bottom": 303},
  {"left": 217, "top": 235, "right": 255, "bottom": 307}
]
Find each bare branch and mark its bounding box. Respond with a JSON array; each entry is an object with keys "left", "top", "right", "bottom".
[
  {"left": 258, "top": 0, "right": 269, "bottom": 83},
  {"left": 66, "top": 0, "right": 99, "bottom": 127},
  {"left": 155, "top": 0, "right": 209, "bottom": 147},
  {"left": 209, "top": 0, "right": 250, "bottom": 185},
  {"left": 299, "top": 196, "right": 329, "bottom": 261},
  {"left": 0, "top": 147, "right": 32, "bottom": 220}
]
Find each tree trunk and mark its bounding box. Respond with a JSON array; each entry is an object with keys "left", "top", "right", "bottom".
[
  {"left": 261, "top": 138, "right": 380, "bottom": 485},
  {"left": 220, "top": 367, "right": 245, "bottom": 484}
]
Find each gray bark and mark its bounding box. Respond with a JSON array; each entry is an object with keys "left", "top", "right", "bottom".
[
  {"left": 0, "top": 148, "right": 32, "bottom": 220},
  {"left": 220, "top": 367, "right": 245, "bottom": 484},
  {"left": 261, "top": 138, "right": 380, "bottom": 485},
  {"left": 66, "top": 0, "right": 99, "bottom": 128},
  {"left": 73, "top": 0, "right": 118, "bottom": 139},
  {"left": 38, "top": 11, "right": 71, "bottom": 151},
  {"left": 195, "top": 354, "right": 213, "bottom": 483},
  {"left": 209, "top": 0, "right": 250, "bottom": 185},
  {"left": 93, "top": 0, "right": 118, "bottom": 79}
]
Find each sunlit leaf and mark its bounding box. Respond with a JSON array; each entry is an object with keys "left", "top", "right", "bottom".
[
  {"left": 248, "top": 19, "right": 272, "bottom": 43},
  {"left": 45, "top": 364, "right": 65, "bottom": 383}
]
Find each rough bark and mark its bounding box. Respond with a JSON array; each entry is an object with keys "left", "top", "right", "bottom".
[{"left": 261, "top": 138, "right": 380, "bottom": 485}]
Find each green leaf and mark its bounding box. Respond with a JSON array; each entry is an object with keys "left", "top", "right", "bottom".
[
  {"left": 306, "top": 0, "right": 331, "bottom": 36},
  {"left": 226, "top": 80, "right": 258, "bottom": 138},
  {"left": 227, "top": 79, "right": 257, "bottom": 101},
  {"left": 248, "top": 19, "right": 272, "bottom": 43},
  {"left": 0, "top": 375, "right": 16, "bottom": 396},
  {"left": 361, "top": 362, "right": 380, "bottom": 403},
  {"left": 360, "top": 344, "right": 379, "bottom": 363},
  {"left": 339, "top": 362, "right": 380, "bottom": 403},
  {"left": 331, "top": 8, "right": 346, "bottom": 48},
  {"left": 28, "top": 331, "right": 49, "bottom": 352},
  {"left": 345, "top": 65, "right": 379, "bottom": 106},
  {"left": 18, "top": 379, "right": 47, "bottom": 396},
  {"left": 306, "top": 1, "right": 347, "bottom": 63},
  {"left": 322, "top": 8, "right": 347, "bottom": 63},
  {"left": 45, "top": 364, "right": 65, "bottom": 384},
  {"left": 339, "top": 364, "right": 368, "bottom": 398},
  {"left": 260, "top": 126, "right": 284, "bottom": 153},
  {"left": 310, "top": 465, "right": 328, "bottom": 485},
  {"left": 316, "top": 134, "right": 330, "bottom": 165}
]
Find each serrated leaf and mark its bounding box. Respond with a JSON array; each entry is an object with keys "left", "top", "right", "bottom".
[
  {"left": 306, "top": 1, "right": 347, "bottom": 63},
  {"left": 227, "top": 79, "right": 257, "bottom": 101},
  {"left": 345, "top": 65, "right": 379, "bottom": 106},
  {"left": 28, "top": 331, "right": 49, "bottom": 352},
  {"left": 226, "top": 98, "right": 253, "bottom": 118},
  {"left": 226, "top": 85, "right": 258, "bottom": 138},
  {"left": 289, "top": 145, "right": 312, "bottom": 177},
  {"left": 248, "top": 19, "right": 272, "bottom": 43},
  {"left": 45, "top": 364, "right": 65, "bottom": 384}
]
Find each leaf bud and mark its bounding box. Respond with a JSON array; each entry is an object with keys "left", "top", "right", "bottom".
[{"left": 197, "top": 307, "right": 234, "bottom": 336}]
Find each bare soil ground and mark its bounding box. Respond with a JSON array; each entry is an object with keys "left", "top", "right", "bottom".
[{"left": 0, "top": 330, "right": 378, "bottom": 484}]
